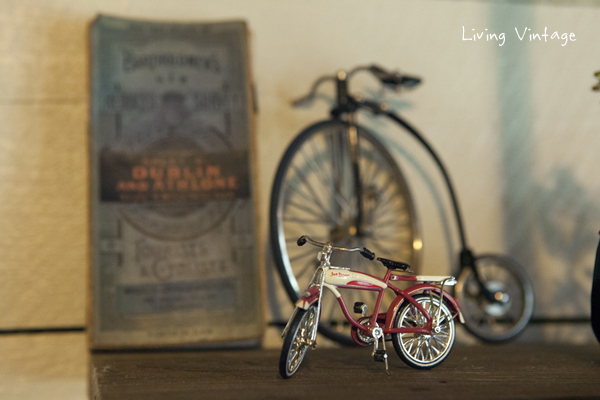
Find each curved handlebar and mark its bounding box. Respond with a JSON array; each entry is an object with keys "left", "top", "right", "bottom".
[
  {"left": 296, "top": 235, "right": 375, "bottom": 260},
  {"left": 291, "top": 64, "right": 421, "bottom": 107},
  {"left": 291, "top": 76, "right": 336, "bottom": 107}
]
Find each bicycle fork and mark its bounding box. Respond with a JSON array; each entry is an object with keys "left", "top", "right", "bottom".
[{"left": 282, "top": 262, "right": 329, "bottom": 349}]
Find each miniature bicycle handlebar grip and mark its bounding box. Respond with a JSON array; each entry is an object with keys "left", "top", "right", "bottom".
[
  {"left": 297, "top": 236, "right": 308, "bottom": 246},
  {"left": 360, "top": 247, "right": 375, "bottom": 260}
]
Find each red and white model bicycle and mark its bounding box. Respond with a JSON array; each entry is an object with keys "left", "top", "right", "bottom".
[{"left": 279, "top": 235, "right": 464, "bottom": 378}]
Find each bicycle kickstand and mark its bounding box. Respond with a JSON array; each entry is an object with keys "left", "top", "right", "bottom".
[{"left": 371, "top": 327, "right": 391, "bottom": 375}]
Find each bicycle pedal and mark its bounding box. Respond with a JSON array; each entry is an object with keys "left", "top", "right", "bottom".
[
  {"left": 353, "top": 302, "right": 368, "bottom": 315},
  {"left": 372, "top": 349, "right": 387, "bottom": 362}
]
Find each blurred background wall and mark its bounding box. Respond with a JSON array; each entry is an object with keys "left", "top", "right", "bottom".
[{"left": 1, "top": 0, "right": 599, "bottom": 398}]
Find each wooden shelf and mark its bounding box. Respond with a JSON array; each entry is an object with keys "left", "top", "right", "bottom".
[{"left": 90, "top": 344, "right": 600, "bottom": 399}]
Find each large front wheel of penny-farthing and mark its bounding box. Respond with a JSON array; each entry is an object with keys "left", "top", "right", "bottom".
[
  {"left": 279, "top": 305, "right": 317, "bottom": 379},
  {"left": 270, "top": 119, "right": 420, "bottom": 345},
  {"left": 392, "top": 294, "right": 456, "bottom": 369},
  {"left": 455, "top": 254, "right": 534, "bottom": 342}
]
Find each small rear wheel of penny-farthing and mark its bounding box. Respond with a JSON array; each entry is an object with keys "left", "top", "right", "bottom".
[{"left": 455, "top": 254, "right": 534, "bottom": 342}]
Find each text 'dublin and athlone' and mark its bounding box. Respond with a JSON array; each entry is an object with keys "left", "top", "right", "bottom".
[{"left": 462, "top": 26, "right": 576, "bottom": 46}]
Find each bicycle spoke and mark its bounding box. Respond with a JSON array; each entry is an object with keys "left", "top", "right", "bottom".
[
  {"left": 300, "top": 142, "right": 352, "bottom": 215},
  {"left": 284, "top": 182, "right": 329, "bottom": 220},
  {"left": 358, "top": 158, "right": 380, "bottom": 188},
  {"left": 282, "top": 215, "right": 330, "bottom": 225},
  {"left": 287, "top": 164, "right": 339, "bottom": 224},
  {"left": 371, "top": 187, "right": 403, "bottom": 215},
  {"left": 286, "top": 198, "right": 335, "bottom": 222},
  {"left": 288, "top": 247, "right": 315, "bottom": 263},
  {"left": 394, "top": 295, "right": 455, "bottom": 368},
  {"left": 295, "top": 260, "right": 316, "bottom": 281},
  {"left": 369, "top": 196, "right": 400, "bottom": 219},
  {"left": 369, "top": 232, "right": 410, "bottom": 244},
  {"left": 367, "top": 239, "right": 402, "bottom": 260}
]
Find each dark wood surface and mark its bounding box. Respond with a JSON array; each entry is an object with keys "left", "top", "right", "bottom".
[{"left": 90, "top": 344, "right": 600, "bottom": 399}]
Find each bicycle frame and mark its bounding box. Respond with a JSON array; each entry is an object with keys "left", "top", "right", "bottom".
[
  {"left": 326, "top": 269, "right": 462, "bottom": 336},
  {"left": 283, "top": 241, "right": 463, "bottom": 347},
  {"left": 331, "top": 70, "right": 492, "bottom": 301}
]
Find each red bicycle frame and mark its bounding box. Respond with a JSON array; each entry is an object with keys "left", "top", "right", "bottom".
[
  {"left": 295, "top": 266, "right": 463, "bottom": 342},
  {"left": 280, "top": 236, "right": 463, "bottom": 377}
]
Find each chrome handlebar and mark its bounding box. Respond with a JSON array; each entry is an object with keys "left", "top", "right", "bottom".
[{"left": 296, "top": 235, "right": 375, "bottom": 260}]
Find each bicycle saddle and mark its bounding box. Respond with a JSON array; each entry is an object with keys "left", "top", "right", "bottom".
[
  {"left": 377, "top": 257, "right": 411, "bottom": 271},
  {"left": 369, "top": 65, "right": 421, "bottom": 90}
]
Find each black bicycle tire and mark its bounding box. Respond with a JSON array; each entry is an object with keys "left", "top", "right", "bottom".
[
  {"left": 592, "top": 237, "right": 600, "bottom": 343},
  {"left": 270, "top": 119, "right": 419, "bottom": 345},
  {"left": 279, "top": 306, "right": 311, "bottom": 379},
  {"left": 456, "top": 253, "right": 534, "bottom": 342}
]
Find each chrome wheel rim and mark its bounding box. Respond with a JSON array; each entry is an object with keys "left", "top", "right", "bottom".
[
  {"left": 286, "top": 306, "right": 317, "bottom": 375},
  {"left": 397, "top": 296, "right": 455, "bottom": 367}
]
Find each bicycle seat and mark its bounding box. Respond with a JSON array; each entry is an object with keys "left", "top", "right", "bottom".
[
  {"left": 377, "top": 257, "right": 411, "bottom": 271},
  {"left": 369, "top": 65, "right": 422, "bottom": 90}
]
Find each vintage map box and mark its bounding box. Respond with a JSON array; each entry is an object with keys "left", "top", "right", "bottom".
[{"left": 89, "top": 15, "right": 262, "bottom": 349}]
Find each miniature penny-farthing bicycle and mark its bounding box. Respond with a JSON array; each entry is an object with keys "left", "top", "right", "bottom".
[
  {"left": 270, "top": 65, "right": 534, "bottom": 344},
  {"left": 279, "top": 235, "right": 463, "bottom": 378}
]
